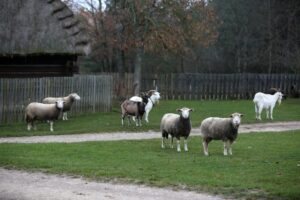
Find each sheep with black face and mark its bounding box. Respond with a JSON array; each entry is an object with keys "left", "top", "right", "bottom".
[{"left": 160, "top": 107, "right": 193, "bottom": 152}]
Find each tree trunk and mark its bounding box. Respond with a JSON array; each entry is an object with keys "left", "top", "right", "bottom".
[
  {"left": 268, "top": 0, "right": 273, "bottom": 74},
  {"left": 117, "top": 49, "right": 126, "bottom": 99},
  {"left": 133, "top": 46, "right": 143, "bottom": 95}
]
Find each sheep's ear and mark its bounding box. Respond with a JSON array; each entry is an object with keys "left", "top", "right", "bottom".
[
  {"left": 240, "top": 113, "right": 244, "bottom": 117},
  {"left": 229, "top": 114, "right": 233, "bottom": 118},
  {"left": 176, "top": 108, "right": 182, "bottom": 112},
  {"left": 189, "top": 108, "right": 194, "bottom": 112}
]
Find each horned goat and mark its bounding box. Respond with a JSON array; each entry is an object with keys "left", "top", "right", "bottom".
[
  {"left": 130, "top": 90, "right": 161, "bottom": 123},
  {"left": 253, "top": 92, "right": 283, "bottom": 120},
  {"left": 121, "top": 94, "right": 148, "bottom": 126}
]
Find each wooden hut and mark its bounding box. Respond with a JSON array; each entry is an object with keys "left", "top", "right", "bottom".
[{"left": 0, "top": 0, "right": 89, "bottom": 77}]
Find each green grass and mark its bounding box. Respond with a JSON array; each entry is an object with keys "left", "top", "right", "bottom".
[
  {"left": 0, "top": 131, "right": 300, "bottom": 199},
  {"left": 1, "top": 99, "right": 300, "bottom": 137}
]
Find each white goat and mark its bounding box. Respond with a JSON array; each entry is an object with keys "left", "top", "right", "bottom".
[
  {"left": 42, "top": 93, "right": 80, "bottom": 120},
  {"left": 25, "top": 100, "right": 65, "bottom": 132},
  {"left": 253, "top": 92, "right": 283, "bottom": 120},
  {"left": 130, "top": 90, "right": 161, "bottom": 123}
]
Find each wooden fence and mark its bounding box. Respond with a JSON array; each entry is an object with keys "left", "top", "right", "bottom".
[
  {"left": 0, "top": 75, "right": 112, "bottom": 124},
  {"left": 110, "top": 73, "right": 300, "bottom": 100}
]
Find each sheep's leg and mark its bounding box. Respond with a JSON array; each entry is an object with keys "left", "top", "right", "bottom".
[
  {"left": 62, "top": 112, "right": 68, "bottom": 120},
  {"left": 202, "top": 138, "right": 211, "bottom": 156},
  {"left": 223, "top": 141, "right": 229, "bottom": 156},
  {"left": 202, "top": 140, "right": 209, "bottom": 156},
  {"left": 228, "top": 141, "right": 233, "bottom": 155},
  {"left": 49, "top": 121, "right": 54, "bottom": 132},
  {"left": 162, "top": 131, "right": 168, "bottom": 148},
  {"left": 161, "top": 136, "right": 165, "bottom": 148},
  {"left": 184, "top": 138, "right": 188, "bottom": 152},
  {"left": 176, "top": 139, "right": 181, "bottom": 152},
  {"left": 170, "top": 136, "right": 174, "bottom": 148}
]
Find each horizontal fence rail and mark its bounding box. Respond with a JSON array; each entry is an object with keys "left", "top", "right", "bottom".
[
  {"left": 109, "top": 73, "right": 300, "bottom": 100},
  {"left": 0, "top": 75, "right": 112, "bottom": 124}
]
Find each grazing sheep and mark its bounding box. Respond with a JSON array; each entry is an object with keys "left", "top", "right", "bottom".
[
  {"left": 200, "top": 113, "right": 243, "bottom": 156},
  {"left": 42, "top": 93, "right": 80, "bottom": 120},
  {"left": 253, "top": 92, "right": 283, "bottom": 120},
  {"left": 121, "top": 95, "right": 148, "bottom": 126},
  {"left": 160, "top": 107, "right": 193, "bottom": 152},
  {"left": 25, "top": 100, "right": 65, "bottom": 132},
  {"left": 130, "top": 90, "right": 161, "bottom": 123}
]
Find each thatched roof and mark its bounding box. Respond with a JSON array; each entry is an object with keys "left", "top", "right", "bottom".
[{"left": 0, "top": 0, "right": 90, "bottom": 55}]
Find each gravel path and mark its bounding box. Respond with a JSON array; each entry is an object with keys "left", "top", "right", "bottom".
[
  {"left": 1, "top": 121, "right": 299, "bottom": 200},
  {"left": 0, "top": 168, "right": 223, "bottom": 200},
  {"left": 1, "top": 121, "right": 300, "bottom": 144}
]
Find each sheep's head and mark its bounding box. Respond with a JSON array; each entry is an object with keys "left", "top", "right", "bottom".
[
  {"left": 71, "top": 93, "right": 81, "bottom": 101},
  {"left": 230, "top": 113, "right": 243, "bottom": 128},
  {"left": 177, "top": 107, "right": 193, "bottom": 119},
  {"left": 55, "top": 100, "right": 65, "bottom": 109}
]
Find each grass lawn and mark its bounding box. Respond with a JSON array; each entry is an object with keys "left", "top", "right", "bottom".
[
  {"left": 0, "top": 99, "right": 300, "bottom": 137},
  {"left": 0, "top": 131, "right": 300, "bottom": 199}
]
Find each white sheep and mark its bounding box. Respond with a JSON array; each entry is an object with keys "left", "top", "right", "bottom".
[
  {"left": 253, "top": 92, "right": 283, "bottom": 120},
  {"left": 130, "top": 90, "right": 161, "bottom": 123},
  {"left": 160, "top": 107, "right": 193, "bottom": 152},
  {"left": 200, "top": 113, "right": 243, "bottom": 156},
  {"left": 25, "top": 100, "right": 65, "bottom": 132},
  {"left": 42, "top": 93, "right": 80, "bottom": 120}
]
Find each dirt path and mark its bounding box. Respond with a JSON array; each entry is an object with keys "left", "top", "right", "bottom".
[
  {"left": 1, "top": 121, "right": 300, "bottom": 200},
  {"left": 0, "top": 168, "right": 223, "bottom": 200},
  {"left": 1, "top": 121, "right": 300, "bottom": 144}
]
